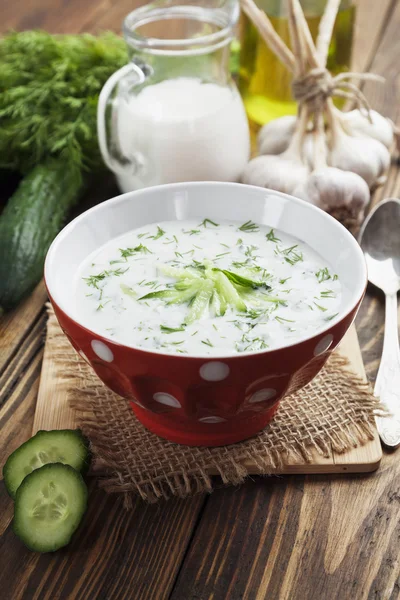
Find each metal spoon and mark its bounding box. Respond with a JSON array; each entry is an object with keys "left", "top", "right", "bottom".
[{"left": 359, "top": 198, "right": 400, "bottom": 448}]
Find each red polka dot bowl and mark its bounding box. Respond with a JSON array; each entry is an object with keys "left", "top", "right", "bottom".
[{"left": 45, "top": 182, "right": 367, "bottom": 446}]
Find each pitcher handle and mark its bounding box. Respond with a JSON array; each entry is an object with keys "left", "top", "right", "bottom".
[{"left": 97, "top": 62, "right": 147, "bottom": 174}]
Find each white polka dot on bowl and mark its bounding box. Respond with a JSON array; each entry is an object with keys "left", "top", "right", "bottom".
[
  {"left": 199, "top": 416, "right": 226, "bottom": 423},
  {"left": 249, "top": 388, "right": 277, "bottom": 404},
  {"left": 199, "top": 362, "right": 230, "bottom": 382},
  {"left": 314, "top": 334, "right": 334, "bottom": 356},
  {"left": 153, "top": 393, "right": 181, "bottom": 408},
  {"left": 91, "top": 340, "right": 114, "bottom": 363}
]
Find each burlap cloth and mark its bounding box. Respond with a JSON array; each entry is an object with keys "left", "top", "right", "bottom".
[{"left": 47, "top": 307, "right": 382, "bottom": 504}]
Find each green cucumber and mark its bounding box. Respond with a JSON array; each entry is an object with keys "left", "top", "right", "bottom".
[
  {"left": 13, "top": 463, "right": 88, "bottom": 553},
  {"left": 158, "top": 265, "right": 201, "bottom": 280},
  {"left": 185, "top": 280, "right": 214, "bottom": 324},
  {"left": 211, "top": 289, "right": 227, "bottom": 317},
  {"left": 215, "top": 272, "right": 247, "bottom": 312},
  {"left": 3, "top": 429, "right": 91, "bottom": 499},
  {"left": 0, "top": 159, "right": 82, "bottom": 314}
]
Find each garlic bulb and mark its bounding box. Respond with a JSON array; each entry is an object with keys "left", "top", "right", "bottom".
[
  {"left": 328, "top": 119, "right": 390, "bottom": 187},
  {"left": 242, "top": 153, "right": 309, "bottom": 194},
  {"left": 336, "top": 108, "right": 394, "bottom": 149},
  {"left": 293, "top": 167, "right": 370, "bottom": 224},
  {"left": 258, "top": 115, "right": 297, "bottom": 155}
]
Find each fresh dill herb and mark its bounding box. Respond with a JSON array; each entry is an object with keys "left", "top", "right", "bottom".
[
  {"left": 244, "top": 245, "right": 258, "bottom": 258},
  {"left": 201, "top": 338, "right": 214, "bottom": 347},
  {"left": 109, "top": 259, "right": 123, "bottom": 265},
  {"left": 216, "top": 251, "right": 231, "bottom": 258},
  {"left": 232, "top": 260, "right": 249, "bottom": 268},
  {"left": 266, "top": 228, "right": 280, "bottom": 242},
  {"left": 120, "top": 244, "right": 152, "bottom": 259},
  {"left": 193, "top": 245, "right": 203, "bottom": 250},
  {"left": 175, "top": 251, "right": 184, "bottom": 259},
  {"left": 84, "top": 267, "right": 128, "bottom": 288},
  {"left": 325, "top": 312, "right": 339, "bottom": 321},
  {"left": 191, "top": 331, "right": 199, "bottom": 336},
  {"left": 279, "top": 277, "right": 291, "bottom": 285},
  {"left": 198, "top": 218, "right": 219, "bottom": 228},
  {"left": 212, "top": 323, "right": 218, "bottom": 331},
  {"left": 183, "top": 228, "right": 201, "bottom": 235},
  {"left": 320, "top": 290, "right": 335, "bottom": 298},
  {"left": 281, "top": 245, "right": 303, "bottom": 265},
  {"left": 275, "top": 315, "right": 295, "bottom": 324},
  {"left": 163, "top": 238, "right": 175, "bottom": 245},
  {"left": 160, "top": 325, "right": 186, "bottom": 334},
  {"left": 84, "top": 272, "right": 106, "bottom": 288},
  {"left": 148, "top": 226, "right": 166, "bottom": 240},
  {"left": 333, "top": 274, "right": 339, "bottom": 281},
  {"left": 316, "top": 267, "right": 331, "bottom": 283},
  {"left": 313, "top": 302, "right": 328, "bottom": 312},
  {"left": 96, "top": 299, "right": 110, "bottom": 311},
  {"left": 171, "top": 340, "right": 185, "bottom": 345},
  {"left": 111, "top": 267, "right": 129, "bottom": 276},
  {"left": 220, "top": 243, "right": 230, "bottom": 248},
  {"left": 182, "top": 249, "right": 195, "bottom": 256},
  {"left": 246, "top": 308, "right": 267, "bottom": 319},
  {"left": 237, "top": 238, "right": 243, "bottom": 246},
  {"left": 239, "top": 220, "right": 259, "bottom": 232},
  {"left": 173, "top": 235, "right": 178, "bottom": 244},
  {"left": 137, "top": 232, "right": 149, "bottom": 239}
]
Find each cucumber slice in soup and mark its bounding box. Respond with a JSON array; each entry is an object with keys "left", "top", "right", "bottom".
[
  {"left": 13, "top": 463, "right": 88, "bottom": 553},
  {"left": 3, "top": 429, "right": 91, "bottom": 499},
  {"left": 185, "top": 280, "right": 214, "bottom": 324},
  {"left": 215, "top": 272, "right": 247, "bottom": 312}
]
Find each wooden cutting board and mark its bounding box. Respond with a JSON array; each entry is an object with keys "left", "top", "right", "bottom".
[{"left": 33, "top": 325, "right": 382, "bottom": 474}]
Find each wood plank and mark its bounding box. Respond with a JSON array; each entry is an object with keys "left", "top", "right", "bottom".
[
  {"left": 351, "top": 0, "right": 395, "bottom": 73},
  {"left": 0, "top": 478, "right": 205, "bottom": 600},
  {"left": 0, "top": 282, "right": 47, "bottom": 377}
]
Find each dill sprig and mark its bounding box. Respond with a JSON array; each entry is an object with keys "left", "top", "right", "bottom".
[
  {"left": 160, "top": 325, "right": 186, "bottom": 334},
  {"left": 120, "top": 244, "right": 152, "bottom": 259},
  {"left": 198, "top": 218, "right": 219, "bottom": 228},
  {"left": 316, "top": 267, "right": 331, "bottom": 283},
  {"left": 266, "top": 228, "right": 280, "bottom": 242},
  {"left": 239, "top": 220, "right": 259, "bottom": 232},
  {"left": 0, "top": 31, "right": 127, "bottom": 173},
  {"left": 148, "top": 226, "right": 166, "bottom": 240}
]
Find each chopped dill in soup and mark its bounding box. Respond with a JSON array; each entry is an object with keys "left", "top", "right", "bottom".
[{"left": 75, "top": 219, "right": 341, "bottom": 356}]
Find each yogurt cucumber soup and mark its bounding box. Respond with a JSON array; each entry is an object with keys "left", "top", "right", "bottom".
[{"left": 76, "top": 219, "right": 342, "bottom": 356}]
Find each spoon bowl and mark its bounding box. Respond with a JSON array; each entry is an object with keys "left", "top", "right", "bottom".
[{"left": 359, "top": 198, "right": 400, "bottom": 294}]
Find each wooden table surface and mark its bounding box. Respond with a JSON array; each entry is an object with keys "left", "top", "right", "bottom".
[{"left": 1, "top": 1, "right": 400, "bottom": 599}]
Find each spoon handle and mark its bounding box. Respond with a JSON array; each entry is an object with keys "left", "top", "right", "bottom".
[{"left": 375, "top": 292, "right": 400, "bottom": 448}]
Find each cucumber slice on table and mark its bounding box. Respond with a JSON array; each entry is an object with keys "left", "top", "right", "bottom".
[
  {"left": 3, "top": 429, "right": 91, "bottom": 499},
  {"left": 13, "top": 463, "right": 88, "bottom": 553}
]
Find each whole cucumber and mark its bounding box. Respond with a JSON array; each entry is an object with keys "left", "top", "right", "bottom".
[{"left": 0, "top": 160, "right": 82, "bottom": 313}]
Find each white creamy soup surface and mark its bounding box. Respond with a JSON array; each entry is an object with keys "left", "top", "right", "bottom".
[{"left": 75, "top": 219, "right": 342, "bottom": 356}]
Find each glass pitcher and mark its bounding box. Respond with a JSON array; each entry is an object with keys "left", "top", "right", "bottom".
[{"left": 97, "top": 0, "right": 250, "bottom": 193}]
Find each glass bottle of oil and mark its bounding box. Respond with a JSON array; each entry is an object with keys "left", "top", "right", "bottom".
[{"left": 239, "top": 0, "right": 356, "bottom": 131}]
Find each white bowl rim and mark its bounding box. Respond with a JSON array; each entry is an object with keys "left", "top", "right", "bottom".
[{"left": 44, "top": 181, "right": 367, "bottom": 359}]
